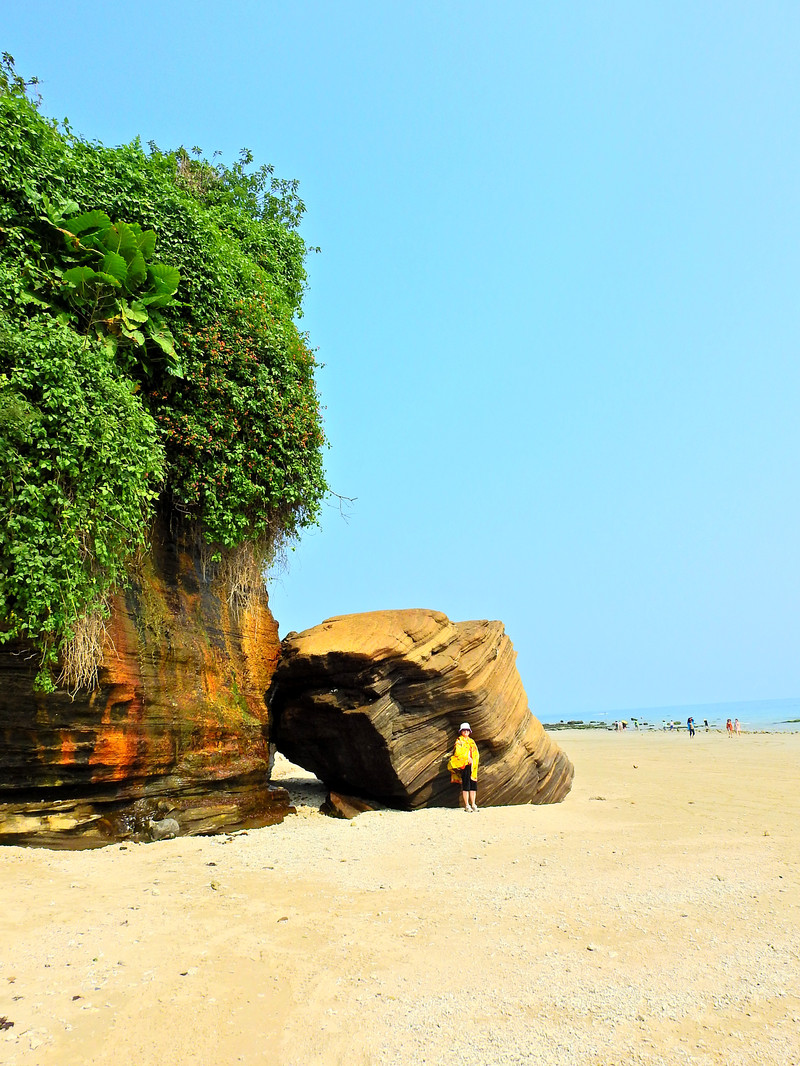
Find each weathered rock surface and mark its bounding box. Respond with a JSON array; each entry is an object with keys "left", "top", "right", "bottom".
[
  {"left": 270, "top": 609, "right": 574, "bottom": 809},
  {"left": 0, "top": 524, "right": 290, "bottom": 848}
]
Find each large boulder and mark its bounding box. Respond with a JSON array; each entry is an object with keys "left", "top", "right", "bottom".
[
  {"left": 0, "top": 523, "right": 291, "bottom": 848},
  {"left": 270, "top": 609, "right": 573, "bottom": 809}
]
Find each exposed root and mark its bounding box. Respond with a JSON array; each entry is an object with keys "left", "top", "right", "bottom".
[
  {"left": 58, "top": 609, "right": 108, "bottom": 693},
  {"left": 221, "top": 541, "right": 265, "bottom": 618},
  {"left": 193, "top": 522, "right": 289, "bottom": 620}
]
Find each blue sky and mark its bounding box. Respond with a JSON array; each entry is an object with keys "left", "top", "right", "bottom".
[{"left": 5, "top": 2, "right": 800, "bottom": 717}]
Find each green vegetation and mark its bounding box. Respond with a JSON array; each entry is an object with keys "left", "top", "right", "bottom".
[{"left": 0, "top": 55, "right": 327, "bottom": 688}]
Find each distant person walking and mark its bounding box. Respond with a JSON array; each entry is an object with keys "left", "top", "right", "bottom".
[
  {"left": 735, "top": 718, "right": 741, "bottom": 736},
  {"left": 726, "top": 718, "right": 733, "bottom": 737},
  {"left": 704, "top": 719, "right": 709, "bottom": 731},
  {"left": 448, "top": 723, "right": 480, "bottom": 812},
  {"left": 687, "top": 716, "right": 695, "bottom": 737}
]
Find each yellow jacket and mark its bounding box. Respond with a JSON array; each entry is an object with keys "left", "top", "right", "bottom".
[{"left": 449, "top": 735, "right": 479, "bottom": 782}]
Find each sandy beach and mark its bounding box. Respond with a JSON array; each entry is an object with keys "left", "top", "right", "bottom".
[{"left": 2, "top": 729, "right": 799, "bottom": 1066}]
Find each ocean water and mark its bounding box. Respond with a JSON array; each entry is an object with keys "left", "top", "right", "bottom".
[{"left": 556, "top": 697, "right": 800, "bottom": 732}]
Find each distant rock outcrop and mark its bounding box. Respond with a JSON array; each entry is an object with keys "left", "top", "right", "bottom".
[
  {"left": 270, "top": 609, "right": 574, "bottom": 809},
  {"left": 0, "top": 523, "right": 291, "bottom": 848}
]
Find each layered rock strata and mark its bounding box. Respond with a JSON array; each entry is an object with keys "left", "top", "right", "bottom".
[
  {"left": 271, "top": 609, "right": 573, "bottom": 809},
  {"left": 0, "top": 525, "right": 290, "bottom": 847}
]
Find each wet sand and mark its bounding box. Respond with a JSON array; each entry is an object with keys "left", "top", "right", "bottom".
[{"left": 2, "top": 729, "right": 799, "bottom": 1065}]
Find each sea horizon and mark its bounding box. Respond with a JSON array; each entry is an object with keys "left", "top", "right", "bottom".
[{"left": 542, "top": 695, "right": 800, "bottom": 731}]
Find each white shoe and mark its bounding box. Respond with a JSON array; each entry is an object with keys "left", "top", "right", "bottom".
[{"left": 472, "top": 805, "right": 479, "bottom": 812}]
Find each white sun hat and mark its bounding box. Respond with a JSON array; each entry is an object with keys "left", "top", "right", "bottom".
[{"left": 459, "top": 722, "right": 471, "bottom": 732}]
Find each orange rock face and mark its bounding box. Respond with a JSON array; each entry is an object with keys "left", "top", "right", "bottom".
[
  {"left": 0, "top": 526, "right": 289, "bottom": 847},
  {"left": 271, "top": 608, "right": 574, "bottom": 809}
]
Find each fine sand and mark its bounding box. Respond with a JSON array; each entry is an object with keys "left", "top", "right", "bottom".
[{"left": 1, "top": 729, "right": 799, "bottom": 1066}]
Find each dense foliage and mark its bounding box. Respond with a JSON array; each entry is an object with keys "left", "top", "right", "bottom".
[
  {"left": 0, "top": 318, "right": 164, "bottom": 681},
  {"left": 0, "top": 55, "right": 327, "bottom": 686}
]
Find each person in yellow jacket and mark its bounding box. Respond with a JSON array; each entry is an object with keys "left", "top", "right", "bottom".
[{"left": 449, "top": 722, "right": 480, "bottom": 811}]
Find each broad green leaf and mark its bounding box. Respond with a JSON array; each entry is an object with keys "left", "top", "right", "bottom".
[
  {"left": 147, "top": 263, "right": 180, "bottom": 295},
  {"left": 147, "top": 327, "right": 183, "bottom": 377},
  {"left": 103, "top": 221, "right": 138, "bottom": 259},
  {"left": 137, "top": 230, "right": 157, "bottom": 258},
  {"left": 126, "top": 249, "right": 147, "bottom": 289},
  {"left": 147, "top": 327, "right": 176, "bottom": 356},
  {"left": 138, "top": 291, "right": 174, "bottom": 309},
  {"left": 93, "top": 271, "right": 122, "bottom": 288},
  {"left": 62, "top": 263, "right": 97, "bottom": 281},
  {"left": 120, "top": 327, "right": 146, "bottom": 346},
  {"left": 62, "top": 265, "right": 98, "bottom": 295},
  {"left": 66, "top": 210, "right": 111, "bottom": 235},
  {"left": 101, "top": 250, "right": 128, "bottom": 284},
  {"left": 120, "top": 304, "right": 148, "bottom": 326},
  {"left": 78, "top": 227, "right": 111, "bottom": 250},
  {"left": 167, "top": 354, "right": 185, "bottom": 378}
]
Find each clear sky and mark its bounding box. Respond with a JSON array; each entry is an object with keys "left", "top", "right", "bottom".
[{"left": 5, "top": 2, "right": 800, "bottom": 718}]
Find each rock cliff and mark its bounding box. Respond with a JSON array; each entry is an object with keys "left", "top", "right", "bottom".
[
  {"left": 0, "top": 524, "right": 290, "bottom": 847},
  {"left": 270, "top": 608, "right": 573, "bottom": 809}
]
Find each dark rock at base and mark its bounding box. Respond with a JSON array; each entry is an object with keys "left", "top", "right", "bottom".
[
  {"left": 0, "top": 521, "right": 288, "bottom": 848},
  {"left": 321, "top": 791, "right": 381, "bottom": 820},
  {"left": 0, "top": 775, "right": 293, "bottom": 848},
  {"left": 270, "top": 609, "right": 574, "bottom": 809},
  {"left": 148, "top": 817, "right": 181, "bottom": 841}
]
